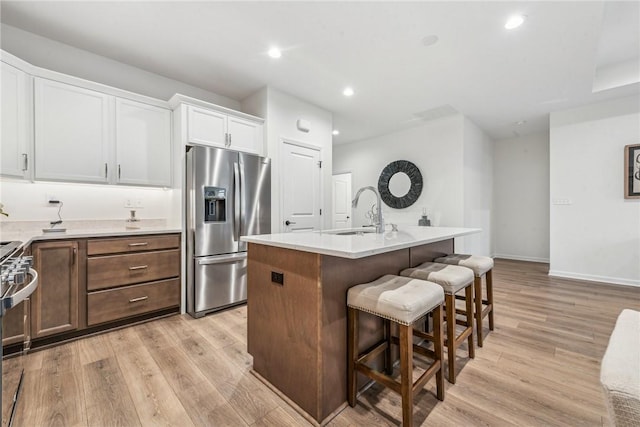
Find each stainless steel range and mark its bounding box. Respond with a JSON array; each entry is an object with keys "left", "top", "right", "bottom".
[{"left": 0, "top": 241, "right": 38, "bottom": 427}]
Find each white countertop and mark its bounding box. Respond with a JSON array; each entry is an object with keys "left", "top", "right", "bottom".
[
  {"left": 241, "top": 226, "right": 480, "bottom": 259},
  {"left": 0, "top": 219, "right": 181, "bottom": 249}
]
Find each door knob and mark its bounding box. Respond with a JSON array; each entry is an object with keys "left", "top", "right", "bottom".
[{"left": 285, "top": 220, "right": 297, "bottom": 226}]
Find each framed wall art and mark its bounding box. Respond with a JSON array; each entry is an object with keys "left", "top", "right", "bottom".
[{"left": 624, "top": 144, "right": 640, "bottom": 199}]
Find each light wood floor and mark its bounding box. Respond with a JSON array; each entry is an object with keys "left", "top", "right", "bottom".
[{"left": 12, "top": 259, "right": 640, "bottom": 426}]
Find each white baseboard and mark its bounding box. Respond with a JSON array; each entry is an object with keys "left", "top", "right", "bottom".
[
  {"left": 492, "top": 253, "right": 550, "bottom": 263},
  {"left": 548, "top": 270, "right": 640, "bottom": 287}
]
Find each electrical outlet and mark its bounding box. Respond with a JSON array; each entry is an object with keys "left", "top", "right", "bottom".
[
  {"left": 134, "top": 198, "right": 143, "bottom": 208},
  {"left": 46, "top": 194, "right": 59, "bottom": 204},
  {"left": 124, "top": 198, "right": 133, "bottom": 208},
  {"left": 271, "top": 271, "right": 284, "bottom": 285}
]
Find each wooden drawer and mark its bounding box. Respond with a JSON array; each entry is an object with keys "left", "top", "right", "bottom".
[
  {"left": 88, "top": 234, "right": 180, "bottom": 255},
  {"left": 87, "top": 278, "right": 179, "bottom": 326},
  {"left": 87, "top": 249, "right": 180, "bottom": 291}
]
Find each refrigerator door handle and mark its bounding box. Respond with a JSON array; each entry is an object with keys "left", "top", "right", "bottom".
[
  {"left": 233, "top": 162, "right": 241, "bottom": 242},
  {"left": 238, "top": 160, "right": 246, "bottom": 238},
  {"left": 197, "top": 253, "right": 247, "bottom": 265}
]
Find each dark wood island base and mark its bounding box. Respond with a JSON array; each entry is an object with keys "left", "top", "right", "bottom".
[{"left": 246, "top": 239, "right": 453, "bottom": 425}]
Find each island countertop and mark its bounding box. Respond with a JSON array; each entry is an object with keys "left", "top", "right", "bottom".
[{"left": 241, "top": 225, "right": 480, "bottom": 259}]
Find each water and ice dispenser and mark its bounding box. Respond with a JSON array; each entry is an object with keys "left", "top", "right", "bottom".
[{"left": 204, "top": 186, "right": 226, "bottom": 222}]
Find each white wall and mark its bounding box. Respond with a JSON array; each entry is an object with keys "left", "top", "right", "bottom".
[
  {"left": 1, "top": 24, "right": 240, "bottom": 109},
  {"left": 463, "top": 118, "right": 494, "bottom": 256},
  {"left": 333, "top": 115, "right": 464, "bottom": 228},
  {"left": 333, "top": 115, "right": 493, "bottom": 255},
  {"left": 242, "top": 87, "right": 333, "bottom": 232},
  {"left": 550, "top": 95, "right": 640, "bottom": 286},
  {"left": 493, "top": 131, "right": 550, "bottom": 262},
  {"left": 0, "top": 179, "right": 173, "bottom": 222}
]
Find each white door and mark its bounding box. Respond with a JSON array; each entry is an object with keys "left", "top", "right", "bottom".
[
  {"left": 227, "top": 115, "right": 263, "bottom": 155},
  {"left": 34, "top": 78, "right": 111, "bottom": 183},
  {"left": 186, "top": 105, "right": 226, "bottom": 148},
  {"left": 332, "top": 173, "right": 352, "bottom": 229},
  {"left": 281, "top": 141, "right": 321, "bottom": 232},
  {"left": 1, "top": 62, "right": 30, "bottom": 179},
  {"left": 115, "top": 98, "right": 172, "bottom": 187}
]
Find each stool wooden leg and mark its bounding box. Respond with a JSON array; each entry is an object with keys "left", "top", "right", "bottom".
[
  {"left": 487, "top": 269, "right": 494, "bottom": 331},
  {"left": 432, "top": 304, "right": 445, "bottom": 401},
  {"left": 347, "top": 307, "right": 358, "bottom": 407},
  {"left": 445, "top": 293, "right": 456, "bottom": 384},
  {"left": 474, "top": 276, "right": 484, "bottom": 347},
  {"left": 465, "top": 285, "right": 475, "bottom": 359},
  {"left": 399, "top": 323, "right": 413, "bottom": 427},
  {"left": 384, "top": 319, "right": 393, "bottom": 375}
]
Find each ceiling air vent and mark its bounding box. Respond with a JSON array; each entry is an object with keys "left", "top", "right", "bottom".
[{"left": 412, "top": 105, "right": 458, "bottom": 122}]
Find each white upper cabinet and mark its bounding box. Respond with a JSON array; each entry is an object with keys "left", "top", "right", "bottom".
[
  {"left": 35, "top": 78, "right": 111, "bottom": 184},
  {"left": 172, "top": 95, "right": 264, "bottom": 156},
  {"left": 1, "top": 62, "right": 32, "bottom": 179},
  {"left": 116, "top": 99, "right": 171, "bottom": 187},
  {"left": 33, "top": 77, "right": 172, "bottom": 187},
  {"left": 227, "top": 115, "right": 263, "bottom": 155},
  {"left": 187, "top": 105, "right": 227, "bottom": 147}
]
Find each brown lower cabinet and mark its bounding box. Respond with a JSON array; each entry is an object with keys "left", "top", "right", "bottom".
[
  {"left": 15, "top": 233, "right": 181, "bottom": 349},
  {"left": 31, "top": 240, "right": 80, "bottom": 339}
]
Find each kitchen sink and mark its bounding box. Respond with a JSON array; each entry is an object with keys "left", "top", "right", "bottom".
[{"left": 324, "top": 228, "right": 376, "bottom": 236}]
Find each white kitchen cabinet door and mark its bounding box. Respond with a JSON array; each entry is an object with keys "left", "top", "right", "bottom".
[
  {"left": 227, "top": 115, "right": 263, "bottom": 155},
  {"left": 35, "top": 78, "right": 111, "bottom": 183},
  {"left": 187, "top": 105, "right": 226, "bottom": 148},
  {"left": 115, "top": 98, "right": 171, "bottom": 187},
  {"left": 1, "top": 62, "right": 31, "bottom": 179}
]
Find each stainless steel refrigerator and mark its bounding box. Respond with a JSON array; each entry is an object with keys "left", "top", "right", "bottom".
[{"left": 186, "top": 145, "right": 271, "bottom": 318}]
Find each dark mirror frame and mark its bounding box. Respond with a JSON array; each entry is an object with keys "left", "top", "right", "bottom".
[{"left": 377, "top": 160, "right": 423, "bottom": 208}]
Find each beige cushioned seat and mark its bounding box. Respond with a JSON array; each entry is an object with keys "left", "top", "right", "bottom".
[
  {"left": 347, "top": 274, "right": 444, "bottom": 326},
  {"left": 600, "top": 309, "right": 640, "bottom": 426},
  {"left": 400, "top": 262, "right": 474, "bottom": 294},
  {"left": 434, "top": 254, "right": 494, "bottom": 277}
]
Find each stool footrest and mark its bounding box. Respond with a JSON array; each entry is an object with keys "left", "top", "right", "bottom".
[
  {"left": 413, "top": 360, "right": 442, "bottom": 394},
  {"left": 357, "top": 341, "right": 388, "bottom": 366},
  {"left": 355, "top": 363, "right": 401, "bottom": 394}
]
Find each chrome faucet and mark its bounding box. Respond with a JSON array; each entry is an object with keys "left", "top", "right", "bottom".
[{"left": 352, "top": 186, "right": 385, "bottom": 233}]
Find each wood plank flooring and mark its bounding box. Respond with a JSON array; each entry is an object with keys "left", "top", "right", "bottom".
[{"left": 12, "top": 259, "right": 640, "bottom": 426}]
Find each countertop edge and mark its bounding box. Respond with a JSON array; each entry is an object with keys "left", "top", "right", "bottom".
[
  {"left": 10, "top": 228, "right": 182, "bottom": 250},
  {"left": 242, "top": 227, "right": 481, "bottom": 259}
]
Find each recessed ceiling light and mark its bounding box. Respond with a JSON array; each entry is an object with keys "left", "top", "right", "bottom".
[
  {"left": 343, "top": 87, "right": 354, "bottom": 97},
  {"left": 332, "top": 130, "right": 340, "bottom": 136},
  {"left": 268, "top": 47, "right": 282, "bottom": 59},
  {"left": 505, "top": 15, "right": 526, "bottom": 30}
]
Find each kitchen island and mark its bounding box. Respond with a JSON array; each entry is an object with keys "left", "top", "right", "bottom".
[{"left": 241, "top": 226, "right": 479, "bottom": 425}]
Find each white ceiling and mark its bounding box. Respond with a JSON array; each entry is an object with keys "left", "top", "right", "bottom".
[{"left": 1, "top": 1, "right": 639, "bottom": 144}]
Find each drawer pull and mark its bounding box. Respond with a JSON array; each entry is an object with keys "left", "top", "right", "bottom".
[
  {"left": 128, "top": 242, "right": 149, "bottom": 247},
  {"left": 129, "top": 296, "right": 148, "bottom": 303},
  {"left": 129, "top": 265, "right": 148, "bottom": 271}
]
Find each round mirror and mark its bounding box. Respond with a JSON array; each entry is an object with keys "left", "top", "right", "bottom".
[{"left": 378, "top": 160, "right": 423, "bottom": 209}]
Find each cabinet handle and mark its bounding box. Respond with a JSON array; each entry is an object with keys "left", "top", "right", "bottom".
[
  {"left": 225, "top": 133, "right": 229, "bottom": 146},
  {"left": 104, "top": 163, "right": 108, "bottom": 179},
  {"left": 73, "top": 247, "right": 77, "bottom": 265},
  {"left": 128, "top": 242, "right": 148, "bottom": 247},
  {"left": 118, "top": 164, "right": 121, "bottom": 180},
  {"left": 229, "top": 133, "right": 232, "bottom": 145},
  {"left": 129, "top": 296, "right": 148, "bottom": 303},
  {"left": 129, "top": 265, "right": 148, "bottom": 271},
  {"left": 22, "top": 153, "right": 28, "bottom": 171}
]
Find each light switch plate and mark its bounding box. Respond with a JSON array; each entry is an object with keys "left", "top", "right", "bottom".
[{"left": 124, "top": 198, "right": 133, "bottom": 208}]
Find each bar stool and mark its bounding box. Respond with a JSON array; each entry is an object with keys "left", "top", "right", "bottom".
[
  {"left": 400, "top": 262, "right": 475, "bottom": 384},
  {"left": 347, "top": 274, "right": 445, "bottom": 427},
  {"left": 434, "top": 254, "right": 494, "bottom": 347}
]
